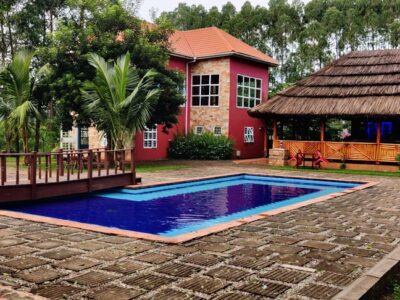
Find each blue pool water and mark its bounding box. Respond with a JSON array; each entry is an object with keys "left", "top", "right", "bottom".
[{"left": 1, "top": 175, "right": 360, "bottom": 237}]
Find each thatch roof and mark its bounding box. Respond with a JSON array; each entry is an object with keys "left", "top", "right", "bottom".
[{"left": 249, "top": 49, "right": 400, "bottom": 118}]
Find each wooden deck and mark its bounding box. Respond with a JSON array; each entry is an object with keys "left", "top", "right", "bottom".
[
  {"left": 0, "top": 149, "right": 140, "bottom": 203},
  {"left": 273, "top": 140, "right": 400, "bottom": 163}
]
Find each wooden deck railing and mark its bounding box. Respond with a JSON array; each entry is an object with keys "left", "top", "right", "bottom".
[
  {"left": 0, "top": 149, "right": 138, "bottom": 203},
  {"left": 273, "top": 140, "right": 400, "bottom": 163}
]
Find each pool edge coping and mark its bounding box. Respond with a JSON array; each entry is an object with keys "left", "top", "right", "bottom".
[{"left": 0, "top": 172, "right": 378, "bottom": 244}]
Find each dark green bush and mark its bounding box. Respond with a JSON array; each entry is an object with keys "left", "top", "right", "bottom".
[{"left": 169, "top": 133, "right": 234, "bottom": 160}]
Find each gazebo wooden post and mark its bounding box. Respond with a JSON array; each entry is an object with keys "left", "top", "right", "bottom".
[
  {"left": 272, "top": 119, "right": 278, "bottom": 148},
  {"left": 376, "top": 121, "right": 381, "bottom": 163},
  {"left": 320, "top": 119, "right": 325, "bottom": 155}
]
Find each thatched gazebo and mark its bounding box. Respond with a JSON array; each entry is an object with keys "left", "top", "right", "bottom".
[{"left": 249, "top": 49, "right": 400, "bottom": 163}]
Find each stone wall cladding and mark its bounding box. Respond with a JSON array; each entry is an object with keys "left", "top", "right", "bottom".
[{"left": 190, "top": 58, "right": 230, "bottom": 135}]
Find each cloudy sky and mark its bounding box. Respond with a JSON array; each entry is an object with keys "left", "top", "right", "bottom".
[{"left": 138, "top": 0, "right": 270, "bottom": 21}]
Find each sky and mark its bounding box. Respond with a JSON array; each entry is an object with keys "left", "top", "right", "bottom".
[{"left": 138, "top": 0, "right": 270, "bottom": 21}]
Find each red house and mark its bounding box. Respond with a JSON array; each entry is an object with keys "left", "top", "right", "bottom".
[
  {"left": 60, "top": 27, "right": 278, "bottom": 160},
  {"left": 134, "top": 27, "right": 278, "bottom": 160}
]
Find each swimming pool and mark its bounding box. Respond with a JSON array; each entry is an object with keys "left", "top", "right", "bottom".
[{"left": 0, "top": 174, "right": 371, "bottom": 242}]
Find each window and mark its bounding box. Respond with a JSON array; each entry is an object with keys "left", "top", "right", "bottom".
[
  {"left": 237, "top": 75, "right": 262, "bottom": 108},
  {"left": 79, "top": 127, "right": 89, "bottom": 149},
  {"left": 194, "top": 126, "right": 204, "bottom": 135},
  {"left": 179, "top": 79, "right": 186, "bottom": 107},
  {"left": 213, "top": 126, "right": 222, "bottom": 136},
  {"left": 244, "top": 127, "right": 254, "bottom": 143},
  {"left": 192, "top": 74, "right": 219, "bottom": 106},
  {"left": 144, "top": 126, "right": 157, "bottom": 148},
  {"left": 62, "top": 142, "right": 73, "bottom": 150},
  {"left": 62, "top": 131, "right": 70, "bottom": 138}
]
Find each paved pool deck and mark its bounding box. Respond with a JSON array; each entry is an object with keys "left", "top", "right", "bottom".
[{"left": 0, "top": 160, "right": 399, "bottom": 299}]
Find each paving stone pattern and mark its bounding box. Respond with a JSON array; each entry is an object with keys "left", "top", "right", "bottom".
[{"left": 0, "top": 160, "right": 399, "bottom": 299}]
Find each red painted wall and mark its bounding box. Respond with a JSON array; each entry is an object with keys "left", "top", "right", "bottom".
[
  {"left": 135, "top": 56, "right": 189, "bottom": 161},
  {"left": 229, "top": 58, "right": 269, "bottom": 159}
]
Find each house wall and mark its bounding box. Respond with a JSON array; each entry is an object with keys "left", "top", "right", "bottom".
[
  {"left": 189, "top": 58, "right": 230, "bottom": 135},
  {"left": 229, "top": 58, "right": 269, "bottom": 159},
  {"left": 134, "top": 56, "right": 188, "bottom": 161}
]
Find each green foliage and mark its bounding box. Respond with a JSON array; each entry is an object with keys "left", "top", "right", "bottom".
[
  {"left": 395, "top": 154, "right": 400, "bottom": 164},
  {"left": 393, "top": 282, "right": 400, "bottom": 300},
  {"left": 169, "top": 133, "right": 234, "bottom": 160},
  {"left": 82, "top": 52, "right": 160, "bottom": 149}
]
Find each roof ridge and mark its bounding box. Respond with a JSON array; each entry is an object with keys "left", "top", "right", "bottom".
[
  {"left": 213, "top": 27, "right": 235, "bottom": 52},
  {"left": 180, "top": 31, "right": 195, "bottom": 58}
]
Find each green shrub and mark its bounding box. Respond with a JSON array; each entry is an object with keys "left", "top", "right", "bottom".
[
  {"left": 169, "top": 133, "right": 234, "bottom": 160},
  {"left": 393, "top": 282, "right": 400, "bottom": 300}
]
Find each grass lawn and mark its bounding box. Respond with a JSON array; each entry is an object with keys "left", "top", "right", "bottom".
[
  {"left": 271, "top": 165, "right": 400, "bottom": 177},
  {"left": 136, "top": 164, "right": 190, "bottom": 172}
]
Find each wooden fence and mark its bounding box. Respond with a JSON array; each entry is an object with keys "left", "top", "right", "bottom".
[
  {"left": 273, "top": 140, "right": 400, "bottom": 163},
  {"left": 0, "top": 148, "right": 139, "bottom": 203}
]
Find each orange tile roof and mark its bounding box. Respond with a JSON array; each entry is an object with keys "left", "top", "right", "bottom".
[{"left": 169, "top": 27, "right": 278, "bottom": 66}]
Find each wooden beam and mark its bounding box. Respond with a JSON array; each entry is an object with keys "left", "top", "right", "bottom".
[
  {"left": 320, "top": 120, "right": 325, "bottom": 142},
  {"left": 272, "top": 120, "right": 278, "bottom": 145},
  {"left": 376, "top": 121, "right": 381, "bottom": 144}
]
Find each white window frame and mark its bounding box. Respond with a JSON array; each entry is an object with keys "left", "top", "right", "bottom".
[
  {"left": 213, "top": 126, "right": 222, "bottom": 136},
  {"left": 244, "top": 127, "right": 254, "bottom": 143},
  {"left": 237, "top": 74, "right": 262, "bottom": 108},
  {"left": 194, "top": 126, "right": 204, "bottom": 135},
  {"left": 62, "top": 131, "right": 70, "bottom": 138},
  {"left": 143, "top": 126, "right": 157, "bottom": 149},
  {"left": 191, "top": 74, "right": 220, "bottom": 107},
  {"left": 62, "top": 142, "right": 73, "bottom": 150}
]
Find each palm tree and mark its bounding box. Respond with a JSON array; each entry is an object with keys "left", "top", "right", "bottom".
[
  {"left": 0, "top": 50, "right": 50, "bottom": 153},
  {"left": 82, "top": 52, "right": 160, "bottom": 149}
]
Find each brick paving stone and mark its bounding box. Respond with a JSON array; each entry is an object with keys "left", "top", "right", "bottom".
[
  {"left": 343, "top": 256, "right": 379, "bottom": 268},
  {"left": 230, "top": 247, "right": 271, "bottom": 258},
  {"left": 0, "top": 246, "right": 36, "bottom": 258},
  {"left": 156, "top": 262, "right": 200, "bottom": 277},
  {"left": 58, "top": 233, "right": 97, "bottom": 242},
  {"left": 47, "top": 227, "right": 83, "bottom": 235},
  {"left": 316, "top": 272, "right": 354, "bottom": 287},
  {"left": 0, "top": 265, "right": 16, "bottom": 275},
  {"left": 299, "top": 284, "right": 341, "bottom": 299},
  {"left": 333, "top": 237, "right": 365, "bottom": 247},
  {"left": 152, "top": 288, "right": 202, "bottom": 299},
  {"left": 261, "top": 268, "right": 310, "bottom": 284},
  {"left": 264, "top": 235, "right": 301, "bottom": 245},
  {"left": 302, "top": 241, "right": 337, "bottom": 251},
  {"left": 135, "top": 253, "right": 173, "bottom": 264},
  {"left": 68, "top": 271, "right": 118, "bottom": 287},
  {"left": 295, "top": 226, "right": 326, "bottom": 233},
  {"left": 86, "top": 249, "right": 129, "bottom": 261},
  {"left": 370, "top": 242, "right": 395, "bottom": 253},
  {"left": 315, "top": 261, "right": 356, "bottom": 275},
  {"left": 98, "top": 236, "right": 133, "bottom": 244},
  {"left": 0, "top": 238, "right": 25, "bottom": 247},
  {"left": 239, "top": 280, "right": 289, "bottom": 298},
  {"left": 264, "top": 244, "right": 303, "bottom": 255},
  {"left": 0, "top": 229, "right": 21, "bottom": 237},
  {"left": 214, "top": 292, "right": 259, "bottom": 300},
  {"left": 364, "top": 234, "right": 395, "bottom": 244},
  {"left": 14, "top": 225, "right": 46, "bottom": 233},
  {"left": 73, "top": 241, "right": 110, "bottom": 251},
  {"left": 28, "top": 241, "right": 64, "bottom": 250},
  {"left": 273, "top": 254, "right": 311, "bottom": 266},
  {"left": 32, "top": 285, "right": 83, "bottom": 298},
  {"left": 160, "top": 245, "right": 196, "bottom": 256},
  {"left": 178, "top": 276, "right": 229, "bottom": 294},
  {"left": 206, "top": 266, "right": 250, "bottom": 281},
  {"left": 117, "top": 243, "right": 153, "bottom": 253},
  {"left": 305, "top": 250, "right": 343, "bottom": 262},
  {"left": 39, "top": 249, "right": 81, "bottom": 260},
  {"left": 229, "top": 239, "right": 266, "bottom": 248},
  {"left": 196, "top": 242, "right": 231, "bottom": 252},
  {"left": 124, "top": 274, "right": 173, "bottom": 290},
  {"left": 17, "top": 268, "right": 61, "bottom": 284},
  {"left": 330, "top": 230, "right": 359, "bottom": 238},
  {"left": 344, "top": 247, "right": 377, "bottom": 257},
  {"left": 293, "top": 233, "right": 327, "bottom": 241},
  {"left": 3, "top": 257, "right": 48, "bottom": 270},
  {"left": 87, "top": 286, "right": 144, "bottom": 300},
  {"left": 55, "top": 258, "right": 100, "bottom": 271},
  {"left": 102, "top": 260, "right": 148, "bottom": 274},
  {"left": 229, "top": 257, "right": 273, "bottom": 270},
  {"left": 181, "top": 253, "right": 223, "bottom": 267},
  {"left": 201, "top": 235, "right": 234, "bottom": 243},
  {"left": 20, "top": 232, "right": 56, "bottom": 240}
]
